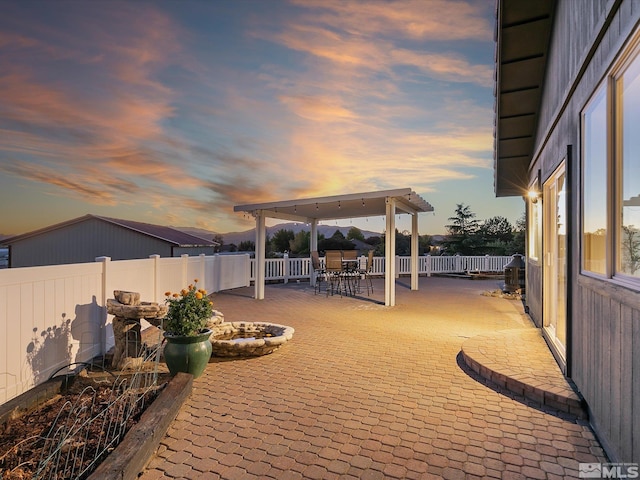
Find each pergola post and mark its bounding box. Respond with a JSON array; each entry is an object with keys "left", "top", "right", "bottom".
[
  {"left": 385, "top": 198, "right": 396, "bottom": 306},
  {"left": 310, "top": 219, "right": 318, "bottom": 286},
  {"left": 254, "top": 211, "right": 266, "bottom": 300},
  {"left": 411, "top": 212, "right": 419, "bottom": 290}
]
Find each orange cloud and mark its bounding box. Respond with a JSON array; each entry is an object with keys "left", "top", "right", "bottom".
[{"left": 289, "top": 0, "right": 490, "bottom": 41}]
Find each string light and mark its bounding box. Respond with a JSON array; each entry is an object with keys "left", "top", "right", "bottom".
[
  {"left": 338, "top": 201, "right": 341, "bottom": 209},
  {"left": 362, "top": 198, "right": 365, "bottom": 207}
]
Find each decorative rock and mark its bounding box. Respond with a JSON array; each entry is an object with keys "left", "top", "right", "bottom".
[
  {"left": 114, "top": 290, "right": 140, "bottom": 306},
  {"left": 205, "top": 310, "right": 225, "bottom": 329},
  {"left": 111, "top": 317, "right": 143, "bottom": 370},
  {"left": 106, "top": 299, "right": 167, "bottom": 319}
]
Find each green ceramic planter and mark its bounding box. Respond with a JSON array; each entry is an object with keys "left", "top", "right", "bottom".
[{"left": 163, "top": 329, "right": 212, "bottom": 379}]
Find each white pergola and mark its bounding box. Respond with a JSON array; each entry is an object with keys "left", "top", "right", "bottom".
[{"left": 234, "top": 188, "right": 434, "bottom": 306}]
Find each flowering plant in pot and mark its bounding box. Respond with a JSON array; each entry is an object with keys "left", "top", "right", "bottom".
[{"left": 162, "top": 279, "right": 213, "bottom": 378}]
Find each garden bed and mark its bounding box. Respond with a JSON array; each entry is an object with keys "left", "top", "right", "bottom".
[{"left": 0, "top": 369, "right": 191, "bottom": 480}]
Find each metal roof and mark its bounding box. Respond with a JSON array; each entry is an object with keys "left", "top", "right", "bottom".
[
  {"left": 234, "top": 188, "right": 434, "bottom": 222},
  {"left": 2, "top": 214, "right": 219, "bottom": 247},
  {"left": 494, "top": 0, "right": 556, "bottom": 197}
]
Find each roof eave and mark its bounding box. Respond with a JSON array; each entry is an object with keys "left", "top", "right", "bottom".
[{"left": 494, "top": 0, "right": 556, "bottom": 197}]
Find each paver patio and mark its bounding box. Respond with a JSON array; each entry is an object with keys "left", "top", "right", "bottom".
[{"left": 139, "top": 276, "right": 606, "bottom": 479}]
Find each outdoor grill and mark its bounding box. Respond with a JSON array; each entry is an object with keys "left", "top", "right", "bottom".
[{"left": 504, "top": 254, "right": 525, "bottom": 293}]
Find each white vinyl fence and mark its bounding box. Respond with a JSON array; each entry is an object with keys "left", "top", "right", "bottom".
[
  {"left": 250, "top": 254, "right": 513, "bottom": 283},
  {"left": 0, "top": 252, "right": 512, "bottom": 405},
  {"left": 0, "top": 253, "right": 250, "bottom": 405}
]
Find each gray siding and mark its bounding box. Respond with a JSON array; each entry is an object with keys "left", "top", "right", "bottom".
[
  {"left": 10, "top": 218, "right": 172, "bottom": 267},
  {"left": 525, "top": 261, "right": 542, "bottom": 328},
  {"left": 525, "top": 0, "right": 640, "bottom": 462}
]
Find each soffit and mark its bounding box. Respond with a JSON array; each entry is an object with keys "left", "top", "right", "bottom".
[{"left": 494, "top": 0, "right": 556, "bottom": 197}]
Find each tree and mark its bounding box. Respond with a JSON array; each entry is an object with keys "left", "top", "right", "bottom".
[
  {"left": 365, "top": 235, "right": 381, "bottom": 246},
  {"left": 318, "top": 230, "right": 355, "bottom": 251},
  {"left": 212, "top": 234, "right": 224, "bottom": 253},
  {"left": 443, "top": 204, "right": 481, "bottom": 255},
  {"left": 271, "top": 229, "right": 294, "bottom": 253},
  {"left": 238, "top": 240, "right": 255, "bottom": 251},
  {"left": 506, "top": 213, "right": 526, "bottom": 255},
  {"left": 372, "top": 230, "right": 413, "bottom": 256},
  {"left": 346, "top": 227, "right": 365, "bottom": 242},
  {"left": 478, "top": 216, "right": 514, "bottom": 255},
  {"left": 419, "top": 234, "right": 432, "bottom": 254},
  {"left": 621, "top": 225, "right": 640, "bottom": 274},
  {"left": 290, "top": 230, "right": 311, "bottom": 255},
  {"left": 480, "top": 216, "right": 514, "bottom": 243}
]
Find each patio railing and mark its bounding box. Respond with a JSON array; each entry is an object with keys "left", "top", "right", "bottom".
[
  {"left": 0, "top": 253, "right": 513, "bottom": 405},
  {"left": 251, "top": 254, "right": 513, "bottom": 282}
]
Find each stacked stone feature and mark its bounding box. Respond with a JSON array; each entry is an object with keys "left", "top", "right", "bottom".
[{"left": 106, "top": 290, "right": 167, "bottom": 370}]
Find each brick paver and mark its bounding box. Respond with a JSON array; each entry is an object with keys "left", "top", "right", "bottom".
[{"left": 140, "top": 277, "right": 606, "bottom": 479}]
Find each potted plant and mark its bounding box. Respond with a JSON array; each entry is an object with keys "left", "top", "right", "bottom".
[{"left": 162, "top": 279, "right": 213, "bottom": 378}]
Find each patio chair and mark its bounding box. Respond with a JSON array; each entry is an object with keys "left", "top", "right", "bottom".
[
  {"left": 342, "top": 249, "right": 358, "bottom": 260},
  {"left": 341, "top": 250, "right": 360, "bottom": 293},
  {"left": 358, "top": 250, "right": 374, "bottom": 295},
  {"left": 324, "top": 250, "right": 347, "bottom": 296},
  {"left": 311, "top": 251, "right": 326, "bottom": 295}
]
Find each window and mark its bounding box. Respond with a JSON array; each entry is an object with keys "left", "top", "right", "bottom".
[
  {"left": 582, "top": 84, "right": 608, "bottom": 275},
  {"left": 581, "top": 30, "right": 640, "bottom": 285},
  {"left": 616, "top": 53, "right": 640, "bottom": 278}
]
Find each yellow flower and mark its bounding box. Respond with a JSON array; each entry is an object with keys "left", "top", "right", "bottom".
[
  {"left": 209, "top": 301, "right": 214, "bottom": 306},
  {"left": 172, "top": 293, "right": 179, "bottom": 298},
  {"left": 195, "top": 292, "right": 203, "bottom": 300},
  {"left": 194, "top": 278, "right": 199, "bottom": 283},
  {"left": 181, "top": 289, "right": 188, "bottom": 296},
  {"left": 164, "top": 291, "right": 172, "bottom": 297}
]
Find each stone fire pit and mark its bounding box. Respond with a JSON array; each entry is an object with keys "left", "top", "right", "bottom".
[{"left": 209, "top": 322, "right": 294, "bottom": 357}]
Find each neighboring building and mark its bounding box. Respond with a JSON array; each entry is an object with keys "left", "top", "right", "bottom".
[
  {"left": 2, "top": 214, "right": 219, "bottom": 268},
  {"left": 495, "top": 0, "right": 640, "bottom": 462}
]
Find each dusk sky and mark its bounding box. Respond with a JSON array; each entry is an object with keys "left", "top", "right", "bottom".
[{"left": 0, "top": 0, "right": 524, "bottom": 237}]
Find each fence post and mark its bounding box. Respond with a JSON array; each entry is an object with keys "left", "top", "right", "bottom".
[
  {"left": 199, "top": 254, "right": 206, "bottom": 291},
  {"left": 455, "top": 254, "right": 462, "bottom": 272},
  {"left": 283, "top": 253, "right": 289, "bottom": 284},
  {"left": 181, "top": 254, "right": 189, "bottom": 286},
  {"left": 426, "top": 254, "right": 432, "bottom": 277},
  {"left": 149, "top": 254, "right": 160, "bottom": 301},
  {"left": 95, "top": 256, "right": 111, "bottom": 355},
  {"left": 484, "top": 254, "right": 490, "bottom": 273}
]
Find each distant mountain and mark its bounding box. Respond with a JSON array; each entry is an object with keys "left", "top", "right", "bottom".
[{"left": 176, "top": 223, "right": 382, "bottom": 246}]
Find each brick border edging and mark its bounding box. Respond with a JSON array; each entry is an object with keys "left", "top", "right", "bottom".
[
  {"left": 88, "top": 372, "right": 193, "bottom": 480},
  {"left": 460, "top": 347, "right": 587, "bottom": 419}
]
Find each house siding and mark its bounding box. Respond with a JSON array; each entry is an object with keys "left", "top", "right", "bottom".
[
  {"left": 525, "top": 0, "right": 640, "bottom": 462},
  {"left": 10, "top": 218, "right": 172, "bottom": 267}
]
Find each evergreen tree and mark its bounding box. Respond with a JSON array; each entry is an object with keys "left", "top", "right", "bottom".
[{"left": 443, "top": 204, "right": 480, "bottom": 255}]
